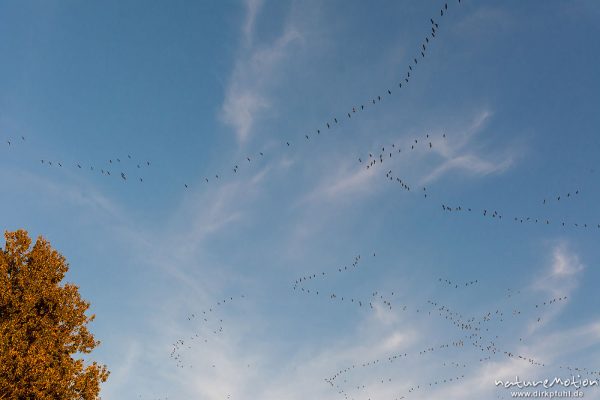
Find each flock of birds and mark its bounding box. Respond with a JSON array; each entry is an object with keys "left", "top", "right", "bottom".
[
  {"left": 285, "top": 245, "right": 598, "bottom": 400},
  {"left": 1, "top": 0, "right": 596, "bottom": 399},
  {"left": 169, "top": 294, "right": 246, "bottom": 370},
  {"left": 159, "top": 1, "right": 598, "bottom": 398},
  {"left": 333, "top": 288, "right": 585, "bottom": 398}
]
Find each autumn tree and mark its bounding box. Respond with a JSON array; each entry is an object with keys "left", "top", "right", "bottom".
[{"left": 0, "top": 230, "right": 109, "bottom": 399}]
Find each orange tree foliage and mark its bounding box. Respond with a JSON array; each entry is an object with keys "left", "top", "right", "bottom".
[{"left": 0, "top": 230, "right": 109, "bottom": 399}]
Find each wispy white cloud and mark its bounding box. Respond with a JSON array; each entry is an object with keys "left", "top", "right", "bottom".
[
  {"left": 454, "top": 6, "right": 515, "bottom": 38},
  {"left": 250, "top": 321, "right": 418, "bottom": 400},
  {"left": 421, "top": 110, "right": 517, "bottom": 184},
  {"left": 220, "top": 0, "right": 302, "bottom": 144},
  {"left": 523, "top": 242, "right": 585, "bottom": 334},
  {"left": 301, "top": 162, "right": 377, "bottom": 205},
  {"left": 0, "top": 168, "right": 124, "bottom": 221},
  {"left": 124, "top": 164, "right": 273, "bottom": 291},
  {"left": 533, "top": 241, "right": 584, "bottom": 300},
  {"left": 531, "top": 319, "right": 600, "bottom": 360},
  {"left": 242, "top": 0, "right": 263, "bottom": 43},
  {"left": 301, "top": 109, "right": 517, "bottom": 208},
  {"left": 96, "top": 166, "right": 275, "bottom": 398},
  {"left": 424, "top": 153, "right": 514, "bottom": 183},
  {"left": 221, "top": 91, "right": 269, "bottom": 144},
  {"left": 100, "top": 340, "right": 141, "bottom": 398}
]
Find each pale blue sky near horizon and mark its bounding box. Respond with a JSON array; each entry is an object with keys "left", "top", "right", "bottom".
[{"left": 1, "top": 1, "right": 600, "bottom": 399}]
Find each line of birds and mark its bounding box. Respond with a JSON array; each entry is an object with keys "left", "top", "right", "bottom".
[
  {"left": 326, "top": 336, "right": 468, "bottom": 385},
  {"left": 1, "top": 130, "right": 155, "bottom": 184},
  {"left": 406, "top": 373, "right": 466, "bottom": 396},
  {"left": 341, "top": 359, "right": 468, "bottom": 400},
  {"left": 39, "top": 154, "right": 152, "bottom": 183},
  {"left": 438, "top": 278, "right": 479, "bottom": 289},
  {"left": 542, "top": 189, "right": 580, "bottom": 205},
  {"left": 558, "top": 364, "right": 600, "bottom": 379},
  {"left": 293, "top": 253, "right": 405, "bottom": 312},
  {"left": 362, "top": 132, "right": 446, "bottom": 174},
  {"left": 385, "top": 170, "right": 415, "bottom": 194},
  {"left": 473, "top": 294, "right": 568, "bottom": 325},
  {"left": 295, "top": 283, "right": 399, "bottom": 313},
  {"left": 292, "top": 254, "right": 363, "bottom": 290},
  {"left": 439, "top": 201, "right": 600, "bottom": 231}
]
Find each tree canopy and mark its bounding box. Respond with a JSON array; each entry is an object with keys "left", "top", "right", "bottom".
[{"left": 0, "top": 230, "right": 109, "bottom": 399}]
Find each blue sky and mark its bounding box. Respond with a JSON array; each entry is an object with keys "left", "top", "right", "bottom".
[{"left": 2, "top": 0, "right": 600, "bottom": 399}]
